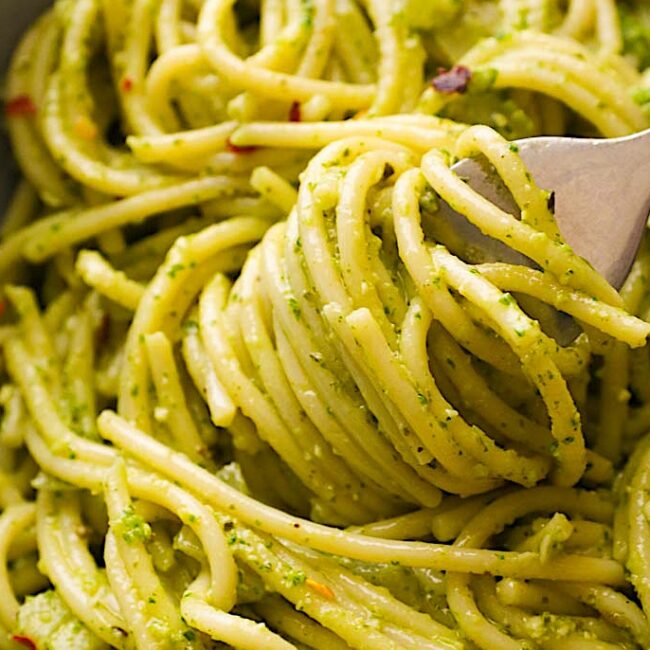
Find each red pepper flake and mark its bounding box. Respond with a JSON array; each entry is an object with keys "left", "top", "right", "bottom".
[
  {"left": 289, "top": 101, "right": 301, "bottom": 122},
  {"left": 226, "top": 138, "right": 258, "bottom": 154},
  {"left": 431, "top": 65, "right": 472, "bottom": 94},
  {"left": 12, "top": 635, "right": 37, "bottom": 650},
  {"left": 4, "top": 95, "right": 37, "bottom": 117},
  {"left": 121, "top": 77, "right": 133, "bottom": 93},
  {"left": 0, "top": 301, "right": 5, "bottom": 319},
  {"left": 305, "top": 578, "right": 336, "bottom": 600}
]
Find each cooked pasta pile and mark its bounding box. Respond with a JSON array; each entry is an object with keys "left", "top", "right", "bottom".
[{"left": 1, "top": 0, "right": 650, "bottom": 648}]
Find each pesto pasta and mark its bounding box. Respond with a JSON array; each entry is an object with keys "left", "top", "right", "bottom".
[{"left": 1, "top": 0, "right": 650, "bottom": 648}]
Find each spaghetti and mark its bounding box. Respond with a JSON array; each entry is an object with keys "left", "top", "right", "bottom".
[{"left": 1, "top": 0, "right": 650, "bottom": 648}]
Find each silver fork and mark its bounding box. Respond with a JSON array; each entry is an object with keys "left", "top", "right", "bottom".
[{"left": 442, "top": 127, "right": 650, "bottom": 290}]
